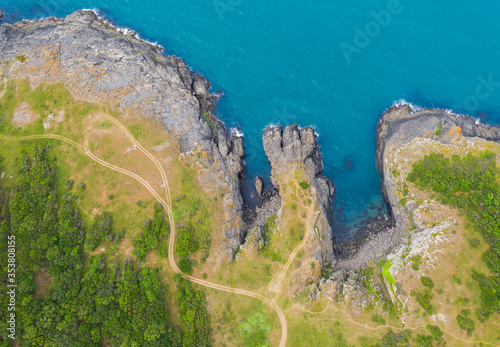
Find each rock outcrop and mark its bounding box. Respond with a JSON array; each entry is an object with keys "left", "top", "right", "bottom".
[
  {"left": 255, "top": 176, "right": 263, "bottom": 197},
  {"left": 377, "top": 105, "right": 500, "bottom": 227},
  {"left": 337, "top": 105, "right": 500, "bottom": 271},
  {"left": 375, "top": 105, "right": 500, "bottom": 303},
  {"left": 0, "top": 10, "right": 245, "bottom": 260},
  {"left": 263, "top": 124, "right": 336, "bottom": 265}
]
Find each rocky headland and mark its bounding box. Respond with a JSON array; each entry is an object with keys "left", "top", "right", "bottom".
[
  {"left": 322, "top": 104, "right": 500, "bottom": 310},
  {"left": 2, "top": 10, "right": 500, "bottom": 302},
  {"left": 0, "top": 10, "right": 245, "bottom": 261},
  {"left": 261, "top": 124, "right": 336, "bottom": 263}
]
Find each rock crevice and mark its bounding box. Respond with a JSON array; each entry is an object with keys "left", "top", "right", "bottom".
[{"left": 262, "top": 124, "right": 336, "bottom": 264}]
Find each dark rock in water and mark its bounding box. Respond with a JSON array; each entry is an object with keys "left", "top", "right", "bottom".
[
  {"left": 0, "top": 11, "right": 3, "bottom": 22},
  {"left": 255, "top": 176, "right": 263, "bottom": 197},
  {"left": 343, "top": 156, "right": 353, "bottom": 170}
]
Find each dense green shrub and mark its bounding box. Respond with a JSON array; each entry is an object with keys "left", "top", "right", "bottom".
[
  {"left": 371, "top": 314, "right": 386, "bottom": 325},
  {"left": 415, "top": 334, "right": 433, "bottom": 347},
  {"left": 426, "top": 324, "right": 443, "bottom": 341},
  {"left": 176, "top": 223, "right": 199, "bottom": 258},
  {"left": 179, "top": 258, "right": 193, "bottom": 275},
  {"left": 133, "top": 203, "right": 170, "bottom": 260},
  {"left": 435, "top": 122, "right": 443, "bottom": 136},
  {"left": 299, "top": 181, "right": 309, "bottom": 189},
  {"left": 413, "top": 289, "right": 434, "bottom": 314},
  {"left": 408, "top": 151, "right": 500, "bottom": 322},
  {"left": 0, "top": 143, "right": 199, "bottom": 346},
  {"left": 420, "top": 276, "right": 434, "bottom": 289},
  {"left": 469, "top": 238, "right": 480, "bottom": 248},
  {"left": 240, "top": 312, "right": 271, "bottom": 347},
  {"left": 175, "top": 274, "right": 211, "bottom": 346},
  {"left": 85, "top": 212, "right": 113, "bottom": 251},
  {"left": 373, "top": 330, "right": 412, "bottom": 347}
]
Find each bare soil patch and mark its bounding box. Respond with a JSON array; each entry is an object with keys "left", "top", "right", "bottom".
[{"left": 12, "top": 102, "right": 39, "bottom": 126}]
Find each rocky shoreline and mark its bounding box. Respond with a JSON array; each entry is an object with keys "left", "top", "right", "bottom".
[
  {"left": 3, "top": 9, "right": 500, "bottom": 277},
  {"left": 334, "top": 105, "right": 500, "bottom": 270},
  {"left": 0, "top": 10, "right": 248, "bottom": 260}
]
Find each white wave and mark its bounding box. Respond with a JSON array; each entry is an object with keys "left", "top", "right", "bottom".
[
  {"left": 84, "top": 9, "right": 164, "bottom": 51},
  {"left": 308, "top": 124, "right": 320, "bottom": 138},
  {"left": 390, "top": 99, "right": 424, "bottom": 113},
  {"left": 390, "top": 99, "right": 494, "bottom": 128},
  {"left": 231, "top": 127, "right": 244, "bottom": 138},
  {"left": 21, "top": 8, "right": 164, "bottom": 52},
  {"left": 20, "top": 15, "right": 61, "bottom": 23},
  {"left": 263, "top": 123, "right": 282, "bottom": 130}
]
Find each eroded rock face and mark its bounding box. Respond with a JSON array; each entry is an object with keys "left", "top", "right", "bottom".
[
  {"left": 318, "top": 106, "right": 500, "bottom": 311},
  {"left": 377, "top": 105, "right": 500, "bottom": 227},
  {"left": 375, "top": 105, "right": 500, "bottom": 304},
  {"left": 263, "top": 124, "right": 336, "bottom": 265},
  {"left": 0, "top": 10, "right": 245, "bottom": 260},
  {"left": 377, "top": 105, "right": 500, "bottom": 170}
]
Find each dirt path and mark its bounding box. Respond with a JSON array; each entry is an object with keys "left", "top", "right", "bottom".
[
  {"left": 2, "top": 117, "right": 496, "bottom": 347},
  {"left": 298, "top": 299, "right": 499, "bottom": 346},
  {"left": 269, "top": 186, "right": 316, "bottom": 295},
  {"left": 0, "top": 119, "right": 289, "bottom": 347},
  {"left": 268, "top": 178, "right": 319, "bottom": 294}
]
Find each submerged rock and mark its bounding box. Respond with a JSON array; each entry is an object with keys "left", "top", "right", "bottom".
[{"left": 255, "top": 176, "right": 263, "bottom": 197}]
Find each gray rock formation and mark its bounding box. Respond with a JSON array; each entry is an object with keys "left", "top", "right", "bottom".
[
  {"left": 377, "top": 105, "right": 500, "bottom": 227},
  {"left": 0, "top": 10, "right": 245, "bottom": 259},
  {"left": 335, "top": 105, "right": 500, "bottom": 271},
  {"left": 377, "top": 105, "right": 500, "bottom": 169},
  {"left": 263, "top": 124, "right": 336, "bottom": 263},
  {"left": 255, "top": 176, "right": 263, "bottom": 197}
]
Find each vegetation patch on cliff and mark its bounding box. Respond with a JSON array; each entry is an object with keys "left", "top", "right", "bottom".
[{"left": 407, "top": 150, "right": 500, "bottom": 333}]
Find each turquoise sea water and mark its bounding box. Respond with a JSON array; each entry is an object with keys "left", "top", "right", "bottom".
[{"left": 2, "top": 1, "right": 500, "bottom": 240}]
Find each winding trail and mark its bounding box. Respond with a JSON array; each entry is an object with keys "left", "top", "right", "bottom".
[
  {"left": 1, "top": 116, "right": 497, "bottom": 346},
  {"left": 298, "top": 304, "right": 499, "bottom": 347},
  {"left": 0, "top": 119, "right": 288, "bottom": 347},
  {"left": 269, "top": 179, "right": 319, "bottom": 295}
]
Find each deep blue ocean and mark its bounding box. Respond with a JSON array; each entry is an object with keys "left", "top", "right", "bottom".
[{"left": 2, "top": 1, "right": 500, "bottom": 240}]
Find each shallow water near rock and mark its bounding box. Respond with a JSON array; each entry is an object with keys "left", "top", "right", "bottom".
[{"left": 3, "top": 1, "right": 500, "bottom": 241}]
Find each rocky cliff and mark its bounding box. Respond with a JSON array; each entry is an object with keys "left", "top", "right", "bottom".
[
  {"left": 335, "top": 105, "right": 500, "bottom": 271},
  {"left": 376, "top": 105, "right": 500, "bottom": 304},
  {"left": 0, "top": 10, "right": 245, "bottom": 260},
  {"left": 377, "top": 105, "right": 500, "bottom": 227},
  {"left": 262, "top": 124, "right": 336, "bottom": 265},
  {"left": 317, "top": 105, "right": 500, "bottom": 311}
]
